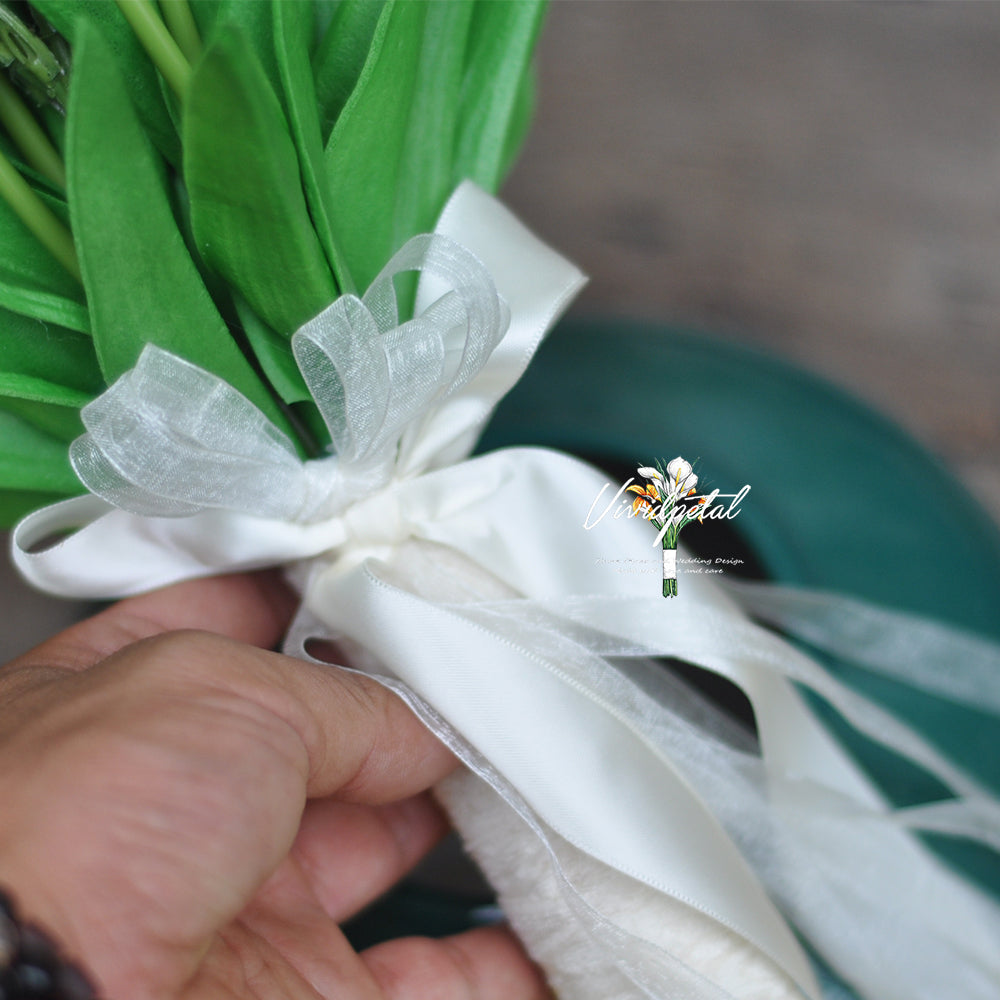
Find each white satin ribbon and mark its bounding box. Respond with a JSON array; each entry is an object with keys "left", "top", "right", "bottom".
[
  {"left": 11, "top": 181, "right": 1000, "bottom": 1000},
  {"left": 12, "top": 182, "right": 584, "bottom": 595},
  {"left": 294, "top": 465, "right": 1000, "bottom": 1000}
]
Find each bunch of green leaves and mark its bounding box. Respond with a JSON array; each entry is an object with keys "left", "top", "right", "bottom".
[{"left": 0, "top": 0, "right": 547, "bottom": 526}]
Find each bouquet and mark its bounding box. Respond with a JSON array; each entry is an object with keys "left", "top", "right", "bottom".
[
  {"left": 0, "top": 0, "right": 543, "bottom": 516},
  {"left": 3, "top": 4, "right": 1000, "bottom": 1000}
]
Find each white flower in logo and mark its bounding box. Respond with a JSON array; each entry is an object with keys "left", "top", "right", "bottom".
[
  {"left": 637, "top": 466, "right": 663, "bottom": 483},
  {"left": 665, "top": 456, "right": 698, "bottom": 496}
]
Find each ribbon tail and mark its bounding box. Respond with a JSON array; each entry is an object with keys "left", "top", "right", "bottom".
[
  {"left": 12, "top": 496, "right": 350, "bottom": 599},
  {"left": 300, "top": 556, "right": 821, "bottom": 1000},
  {"left": 725, "top": 578, "right": 1000, "bottom": 715}
]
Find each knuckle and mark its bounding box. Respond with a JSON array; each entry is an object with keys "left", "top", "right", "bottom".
[
  {"left": 138, "top": 634, "right": 314, "bottom": 781},
  {"left": 119, "top": 629, "right": 240, "bottom": 687},
  {"left": 323, "top": 670, "right": 386, "bottom": 796},
  {"left": 79, "top": 610, "right": 182, "bottom": 667}
]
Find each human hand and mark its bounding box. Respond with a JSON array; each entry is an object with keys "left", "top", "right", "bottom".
[{"left": 0, "top": 572, "right": 548, "bottom": 1000}]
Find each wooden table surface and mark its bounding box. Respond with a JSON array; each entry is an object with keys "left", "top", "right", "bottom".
[{"left": 3, "top": 1, "right": 999, "bottom": 657}]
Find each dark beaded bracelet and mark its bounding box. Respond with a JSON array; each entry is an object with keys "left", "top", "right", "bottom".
[{"left": 0, "top": 890, "right": 96, "bottom": 1000}]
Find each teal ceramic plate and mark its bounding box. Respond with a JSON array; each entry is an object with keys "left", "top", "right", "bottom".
[{"left": 481, "top": 317, "right": 1000, "bottom": 895}]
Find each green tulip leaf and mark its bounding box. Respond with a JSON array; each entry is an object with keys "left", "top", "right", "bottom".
[
  {"left": 312, "top": 0, "right": 385, "bottom": 143},
  {"left": 274, "top": 0, "right": 354, "bottom": 291},
  {"left": 0, "top": 188, "right": 88, "bottom": 333},
  {"left": 310, "top": 1, "right": 340, "bottom": 47},
  {"left": 188, "top": 0, "right": 281, "bottom": 98},
  {"left": 324, "top": 0, "right": 473, "bottom": 295},
  {"left": 232, "top": 296, "right": 330, "bottom": 452},
  {"left": 66, "top": 23, "right": 295, "bottom": 438},
  {"left": 233, "top": 296, "right": 309, "bottom": 405},
  {"left": 0, "top": 373, "right": 87, "bottom": 441},
  {"left": 184, "top": 25, "right": 338, "bottom": 337},
  {"left": 190, "top": 0, "right": 340, "bottom": 106},
  {"left": 455, "top": 0, "right": 547, "bottom": 191},
  {"left": 0, "top": 307, "right": 102, "bottom": 395},
  {"left": 0, "top": 408, "right": 80, "bottom": 494}
]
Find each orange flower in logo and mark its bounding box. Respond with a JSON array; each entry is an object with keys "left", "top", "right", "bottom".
[{"left": 627, "top": 479, "right": 661, "bottom": 516}]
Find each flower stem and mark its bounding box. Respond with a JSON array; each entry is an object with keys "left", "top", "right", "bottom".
[
  {"left": 0, "top": 145, "right": 79, "bottom": 281},
  {"left": 0, "top": 2, "right": 69, "bottom": 111},
  {"left": 0, "top": 74, "right": 65, "bottom": 189},
  {"left": 159, "top": 0, "right": 202, "bottom": 64},
  {"left": 114, "top": 0, "right": 191, "bottom": 100}
]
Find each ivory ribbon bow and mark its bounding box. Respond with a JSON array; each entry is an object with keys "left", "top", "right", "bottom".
[{"left": 12, "top": 183, "right": 1000, "bottom": 1000}]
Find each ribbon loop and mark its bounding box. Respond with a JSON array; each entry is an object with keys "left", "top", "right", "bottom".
[
  {"left": 66, "top": 225, "right": 515, "bottom": 528},
  {"left": 293, "top": 293, "right": 386, "bottom": 463},
  {"left": 293, "top": 231, "right": 510, "bottom": 475},
  {"left": 69, "top": 344, "right": 305, "bottom": 519}
]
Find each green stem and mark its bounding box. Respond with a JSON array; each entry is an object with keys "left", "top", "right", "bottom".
[
  {"left": 0, "top": 74, "right": 65, "bottom": 188},
  {"left": 159, "top": 0, "right": 202, "bottom": 64},
  {"left": 114, "top": 0, "right": 191, "bottom": 99},
  {"left": 0, "top": 145, "right": 79, "bottom": 281}
]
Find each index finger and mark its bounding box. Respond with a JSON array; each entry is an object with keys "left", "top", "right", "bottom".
[
  {"left": 12, "top": 569, "right": 298, "bottom": 673},
  {"left": 11, "top": 571, "right": 455, "bottom": 802}
]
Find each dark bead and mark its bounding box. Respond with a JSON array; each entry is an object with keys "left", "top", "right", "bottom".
[
  {"left": 53, "top": 965, "right": 94, "bottom": 1000},
  {"left": 15, "top": 962, "right": 53, "bottom": 997},
  {"left": 0, "top": 895, "right": 97, "bottom": 1000},
  {"left": 0, "top": 913, "right": 17, "bottom": 968},
  {"left": 17, "top": 927, "right": 58, "bottom": 971}
]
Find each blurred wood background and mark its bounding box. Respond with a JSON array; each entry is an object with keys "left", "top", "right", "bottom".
[
  {"left": 505, "top": 0, "right": 1000, "bottom": 515},
  {"left": 4, "top": 0, "right": 1000, "bottom": 658}
]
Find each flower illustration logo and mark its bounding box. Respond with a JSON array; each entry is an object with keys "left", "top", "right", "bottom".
[
  {"left": 582, "top": 456, "right": 749, "bottom": 595},
  {"left": 632, "top": 457, "right": 707, "bottom": 597}
]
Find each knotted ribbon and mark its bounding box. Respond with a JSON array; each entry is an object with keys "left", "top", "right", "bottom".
[{"left": 12, "top": 182, "right": 1000, "bottom": 1000}]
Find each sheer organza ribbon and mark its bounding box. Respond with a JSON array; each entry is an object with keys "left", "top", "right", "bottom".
[{"left": 12, "top": 182, "right": 1000, "bottom": 1000}]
